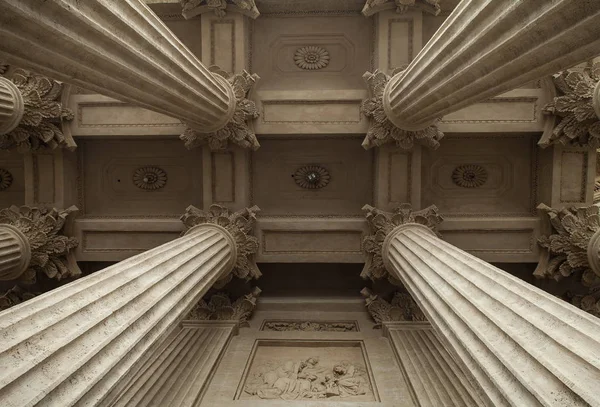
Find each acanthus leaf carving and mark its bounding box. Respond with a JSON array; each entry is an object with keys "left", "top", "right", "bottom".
[
  {"left": 181, "top": 0, "right": 260, "bottom": 20},
  {"left": 361, "top": 203, "right": 443, "bottom": 282},
  {"left": 1, "top": 69, "right": 74, "bottom": 152},
  {"left": 362, "top": 0, "right": 441, "bottom": 17},
  {"left": 181, "top": 204, "right": 261, "bottom": 285},
  {"left": 361, "top": 287, "right": 427, "bottom": 327},
  {"left": 0, "top": 205, "right": 80, "bottom": 282},
  {"left": 186, "top": 287, "right": 261, "bottom": 326},
  {"left": 0, "top": 285, "right": 37, "bottom": 312},
  {"left": 542, "top": 62, "right": 600, "bottom": 148},
  {"left": 536, "top": 203, "right": 600, "bottom": 318},
  {"left": 361, "top": 70, "right": 443, "bottom": 150},
  {"left": 180, "top": 68, "right": 260, "bottom": 152}
]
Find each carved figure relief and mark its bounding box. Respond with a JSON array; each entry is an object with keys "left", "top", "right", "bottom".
[
  {"left": 186, "top": 287, "right": 261, "bottom": 326},
  {"left": 262, "top": 320, "right": 358, "bottom": 332},
  {"left": 132, "top": 166, "right": 167, "bottom": 191},
  {"left": 0, "top": 69, "right": 74, "bottom": 151},
  {"left": 294, "top": 46, "right": 330, "bottom": 70},
  {"left": 244, "top": 357, "right": 372, "bottom": 400},
  {"left": 362, "top": 0, "right": 441, "bottom": 16},
  {"left": 452, "top": 164, "right": 488, "bottom": 188},
  {"left": 361, "top": 287, "right": 426, "bottom": 327},
  {"left": 0, "top": 168, "right": 13, "bottom": 191},
  {"left": 292, "top": 165, "right": 330, "bottom": 189},
  {"left": 542, "top": 62, "right": 600, "bottom": 148},
  {"left": 181, "top": 0, "right": 260, "bottom": 19}
]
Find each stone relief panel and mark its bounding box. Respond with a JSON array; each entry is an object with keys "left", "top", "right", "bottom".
[
  {"left": 251, "top": 138, "right": 374, "bottom": 216},
  {"left": 78, "top": 139, "right": 202, "bottom": 217},
  {"left": 260, "top": 320, "right": 359, "bottom": 332},
  {"left": 238, "top": 340, "right": 377, "bottom": 401},
  {"left": 421, "top": 134, "right": 538, "bottom": 217}
]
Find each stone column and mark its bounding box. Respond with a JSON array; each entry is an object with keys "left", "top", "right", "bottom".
[
  {"left": 0, "top": 77, "right": 23, "bottom": 135},
  {"left": 0, "top": 225, "right": 30, "bottom": 281},
  {"left": 0, "top": 205, "right": 260, "bottom": 407},
  {"left": 362, "top": 1, "right": 600, "bottom": 149},
  {"left": 0, "top": 1, "right": 237, "bottom": 134},
  {"left": 362, "top": 204, "right": 600, "bottom": 407}
]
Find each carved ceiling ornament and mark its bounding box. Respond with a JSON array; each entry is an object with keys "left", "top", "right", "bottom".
[
  {"left": 181, "top": 204, "right": 261, "bottom": 285},
  {"left": 362, "top": 0, "right": 441, "bottom": 17},
  {"left": 452, "top": 164, "right": 488, "bottom": 188},
  {"left": 293, "top": 165, "right": 331, "bottom": 189},
  {"left": 132, "top": 166, "right": 167, "bottom": 191},
  {"left": 0, "top": 69, "right": 74, "bottom": 152},
  {"left": 0, "top": 168, "right": 13, "bottom": 191},
  {"left": 361, "top": 287, "right": 427, "bottom": 327},
  {"left": 186, "top": 287, "right": 261, "bottom": 326},
  {"left": 0, "top": 285, "right": 36, "bottom": 312},
  {"left": 542, "top": 62, "right": 600, "bottom": 148},
  {"left": 181, "top": 0, "right": 260, "bottom": 19},
  {"left": 361, "top": 69, "right": 444, "bottom": 150},
  {"left": 180, "top": 67, "right": 260, "bottom": 151},
  {"left": 361, "top": 203, "right": 443, "bottom": 282},
  {"left": 0, "top": 205, "right": 80, "bottom": 282},
  {"left": 294, "top": 46, "right": 330, "bottom": 70},
  {"left": 536, "top": 204, "right": 600, "bottom": 318}
]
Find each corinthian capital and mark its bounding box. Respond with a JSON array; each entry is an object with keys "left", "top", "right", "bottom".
[
  {"left": 186, "top": 287, "right": 261, "bottom": 326},
  {"left": 542, "top": 62, "right": 600, "bottom": 148},
  {"left": 181, "top": 204, "right": 261, "bottom": 286},
  {"left": 0, "top": 69, "right": 74, "bottom": 152},
  {"left": 180, "top": 68, "right": 260, "bottom": 151},
  {"left": 0, "top": 205, "right": 80, "bottom": 282},
  {"left": 361, "top": 70, "right": 444, "bottom": 150},
  {"left": 361, "top": 287, "right": 426, "bottom": 327},
  {"left": 361, "top": 203, "right": 443, "bottom": 281},
  {"left": 362, "top": 0, "right": 441, "bottom": 16}
]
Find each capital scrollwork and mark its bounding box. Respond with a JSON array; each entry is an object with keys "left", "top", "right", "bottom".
[
  {"left": 361, "top": 203, "right": 443, "bottom": 282},
  {"left": 181, "top": 204, "right": 261, "bottom": 285},
  {"left": 180, "top": 68, "right": 260, "bottom": 151},
  {"left": 361, "top": 69, "right": 443, "bottom": 150}
]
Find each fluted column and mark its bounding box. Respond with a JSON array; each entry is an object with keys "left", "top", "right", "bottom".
[
  {"left": 380, "top": 1, "right": 600, "bottom": 133},
  {"left": 362, "top": 204, "right": 600, "bottom": 407},
  {"left": 0, "top": 77, "right": 23, "bottom": 135},
  {"left": 0, "top": 225, "right": 30, "bottom": 281},
  {"left": 0, "top": 0, "right": 236, "bottom": 134},
  {"left": 0, "top": 204, "right": 261, "bottom": 407}
]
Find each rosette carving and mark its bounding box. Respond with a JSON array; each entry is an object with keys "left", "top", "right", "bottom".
[
  {"left": 294, "top": 46, "right": 330, "bottom": 70},
  {"left": 452, "top": 164, "right": 488, "bottom": 188},
  {"left": 0, "top": 168, "right": 13, "bottom": 191},
  {"left": 361, "top": 203, "right": 443, "bottom": 282},
  {"left": 361, "top": 70, "right": 443, "bottom": 150},
  {"left": 186, "top": 287, "right": 261, "bottom": 326},
  {"left": 1, "top": 69, "right": 74, "bottom": 151},
  {"left": 181, "top": 204, "right": 261, "bottom": 286},
  {"left": 180, "top": 68, "right": 260, "bottom": 151},
  {"left": 133, "top": 166, "right": 167, "bottom": 191},
  {"left": 361, "top": 287, "right": 426, "bottom": 328},
  {"left": 0, "top": 205, "right": 80, "bottom": 282},
  {"left": 293, "top": 165, "right": 330, "bottom": 189},
  {"left": 542, "top": 62, "right": 600, "bottom": 148}
]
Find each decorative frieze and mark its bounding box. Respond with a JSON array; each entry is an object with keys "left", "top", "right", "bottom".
[
  {"left": 542, "top": 62, "right": 600, "bottom": 148},
  {"left": 180, "top": 68, "right": 261, "bottom": 151},
  {"left": 536, "top": 203, "right": 600, "bottom": 317},
  {"left": 0, "top": 69, "right": 73, "bottom": 151},
  {"left": 361, "top": 203, "right": 443, "bottom": 282},
  {"left": 361, "top": 70, "right": 444, "bottom": 150},
  {"left": 261, "top": 320, "right": 359, "bottom": 332},
  {"left": 187, "top": 287, "right": 261, "bottom": 326},
  {"left": 181, "top": 0, "right": 260, "bottom": 19},
  {"left": 132, "top": 166, "right": 168, "bottom": 191},
  {"left": 361, "top": 287, "right": 426, "bottom": 327},
  {"left": 362, "top": 0, "right": 441, "bottom": 16},
  {"left": 0, "top": 205, "right": 79, "bottom": 282},
  {"left": 181, "top": 204, "right": 261, "bottom": 285},
  {"left": 294, "top": 46, "right": 330, "bottom": 70}
]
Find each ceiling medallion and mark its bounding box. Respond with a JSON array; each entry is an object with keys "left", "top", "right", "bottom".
[
  {"left": 452, "top": 164, "right": 488, "bottom": 188},
  {"left": 293, "top": 166, "right": 330, "bottom": 189},
  {"left": 294, "top": 46, "right": 330, "bottom": 70},
  {"left": 0, "top": 168, "right": 13, "bottom": 191},
  {"left": 133, "top": 166, "right": 167, "bottom": 191}
]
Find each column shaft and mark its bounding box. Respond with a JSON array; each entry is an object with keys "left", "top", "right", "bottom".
[
  {"left": 0, "top": 225, "right": 30, "bottom": 281},
  {"left": 0, "top": 77, "right": 23, "bottom": 135},
  {"left": 383, "top": 0, "right": 600, "bottom": 130},
  {"left": 383, "top": 224, "right": 600, "bottom": 407},
  {"left": 0, "top": 0, "right": 235, "bottom": 133},
  {"left": 0, "top": 224, "right": 236, "bottom": 407}
]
